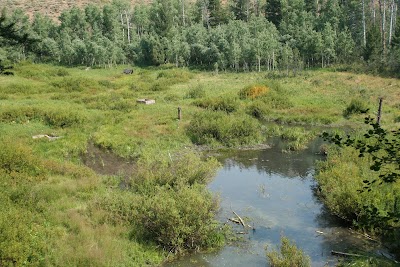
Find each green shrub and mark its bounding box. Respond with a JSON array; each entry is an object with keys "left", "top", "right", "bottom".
[
  {"left": 246, "top": 100, "right": 271, "bottom": 119},
  {"left": 130, "top": 81, "right": 150, "bottom": 91},
  {"left": 266, "top": 236, "right": 311, "bottom": 267},
  {"left": 343, "top": 99, "right": 370, "bottom": 118},
  {"left": 134, "top": 185, "right": 223, "bottom": 253},
  {"left": 129, "top": 152, "right": 220, "bottom": 193},
  {"left": 193, "top": 96, "right": 239, "bottom": 113},
  {"left": 51, "top": 77, "right": 95, "bottom": 92},
  {"left": 49, "top": 67, "right": 70, "bottom": 77},
  {"left": 89, "top": 190, "right": 142, "bottom": 226},
  {"left": 316, "top": 146, "right": 400, "bottom": 231},
  {"left": 164, "top": 93, "right": 181, "bottom": 102},
  {"left": 0, "top": 106, "right": 41, "bottom": 124},
  {"left": 98, "top": 80, "right": 116, "bottom": 89},
  {"left": 0, "top": 140, "right": 44, "bottom": 178},
  {"left": 43, "top": 107, "right": 87, "bottom": 127},
  {"left": 16, "top": 64, "right": 69, "bottom": 79},
  {"left": 156, "top": 69, "right": 193, "bottom": 85},
  {"left": 0, "top": 104, "right": 87, "bottom": 127},
  {"left": 0, "top": 82, "right": 40, "bottom": 94},
  {"left": 261, "top": 91, "right": 293, "bottom": 109},
  {"left": 186, "top": 85, "right": 206, "bottom": 99},
  {"left": 187, "top": 111, "right": 263, "bottom": 147},
  {"left": 279, "top": 127, "right": 315, "bottom": 151},
  {"left": 0, "top": 205, "right": 47, "bottom": 266},
  {"left": 150, "top": 81, "right": 168, "bottom": 91}
]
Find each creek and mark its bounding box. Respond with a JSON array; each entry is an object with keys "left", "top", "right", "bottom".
[{"left": 165, "top": 138, "right": 387, "bottom": 267}]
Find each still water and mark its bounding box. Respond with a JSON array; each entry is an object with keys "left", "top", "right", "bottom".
[{"left": 166, "top": 139, "right": 385, "bottom": 267}]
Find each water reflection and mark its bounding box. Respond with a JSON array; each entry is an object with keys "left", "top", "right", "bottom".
[
  {"left": 165, "top": 139, "right": 385, "bottom": 267},
  {"left": 219, "top": 138, "right": 324, "bottom": 179}
]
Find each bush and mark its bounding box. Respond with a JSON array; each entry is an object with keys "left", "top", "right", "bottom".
[
  {"left": 156, "top": 69, "right": 193, "bottom": 85},
  {"left": 51, "top": 77, "right": 95, "bottom": 92},
  {"left": 0, "top": 104, "right": 87, "bottom": 127},
  {"left": 150, "top": 81, "right": 168, "bottom": 91},
  {"left": 278, "top": 127, "right": 315, "bottom": 151},
  {"left": 262, "top": 91, "right": 293, "bottom": 109},
  {"left": 43, "top": 107, "right": 87, "bottom": 127},
  {"left": 193, "top": 96, "right": 239, "bottom": 113},
  {"left": 134, "top": 185, "right": 223, "bottom": 253},
  {"left": 239, "top": 84, "right": 269, "bottom": 99},
  {"left": 186, "top": 85, "right": 206, "bottom": 99},
  {"left": 246, "top": 100, "right": 271, "bottom": 119},
  {"left": 129, "top": 152, "right": 220, "bottom": 193},
  {"left": 266, "top": 236, "right": 311, "bottom": 267},
  {"left": 0, "top": 140, "right": 44, "bottom": 178},
  {"left": 316, "top": 146, "right": 400, "bottom": 231},
  {"left": 343, "top": 99, "right": 370, "bottom": 118},
  {"left": 0, "top": 205, "right": 47, "bottom": 266},
  {"left": 187, "top": 111, "right": 263, "bottom": 147}
]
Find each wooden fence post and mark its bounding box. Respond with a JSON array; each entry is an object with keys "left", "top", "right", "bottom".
[
  {"left": 178, "top": 107, "right": 182, "bottom": 120},
  {"left": 377, "top": 97, "right": 383, "bottom": 125}
]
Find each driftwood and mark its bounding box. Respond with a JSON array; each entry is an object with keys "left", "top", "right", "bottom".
[
  {"left": 137, "top": 98, "right": 155, "bottom": 105},
  {"left": 232, "top": 210, "right": 246, "bottom": 228},
  {"left": 348, "top": 228, "right": 380, "bottom": 243},
  {"left": 228, "top": 218, "right": 241, "bottom": 224},
  {"left": 331, "top": 251, "right": 363, "bottom": 258},
  {"left": 32, "top": 134, "right": 62, "bottom": 141}
]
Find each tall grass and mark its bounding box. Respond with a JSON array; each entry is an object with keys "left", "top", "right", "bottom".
[{"left": 187, "top": 111, "right": 264, "bottom": 147}]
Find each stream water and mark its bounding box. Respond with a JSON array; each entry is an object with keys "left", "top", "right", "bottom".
[{"left": 165, "top": 139, "right": 387, "bottom": 267}]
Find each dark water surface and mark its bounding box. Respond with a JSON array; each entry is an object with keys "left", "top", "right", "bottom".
[{"left": 165, "top": 139, "right": 385, "bottom": 267}]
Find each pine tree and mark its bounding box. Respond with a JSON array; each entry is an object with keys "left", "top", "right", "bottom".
[
  {"left": 264, "top": 0, "right": 282, "bottom": 27},
  {"left": 231, "top": 0, "right": 253, "bottom": 21}
]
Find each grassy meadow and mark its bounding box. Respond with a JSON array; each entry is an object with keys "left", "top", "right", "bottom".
[{"left": 1, "top": 62, "right": 400, "bottom": 266}]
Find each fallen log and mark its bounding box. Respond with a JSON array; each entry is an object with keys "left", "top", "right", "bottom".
[
  {"left": 32, "top": 134, "right": 62, "bottom": 141},
  {"left": 228, "top": 218, "right": 241, "bottom": 224},
  {"left": 232, "top": 210, "right": 246, "bottom": 228},
  {"left": 331, "top": 251, "right": 363, "bottom": 258}
]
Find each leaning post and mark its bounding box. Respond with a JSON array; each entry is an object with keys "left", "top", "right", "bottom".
[{"left": 377, "top": 97, "right": 383, "bottom": 125}]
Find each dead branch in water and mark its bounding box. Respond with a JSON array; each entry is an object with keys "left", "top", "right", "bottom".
[
  {"left": 232, "top": 210, "right": 246, "bottom": 228},
  {"left": 228, "top": 218, "right": 241, "bottom": 224},
  {"left": 331, "top": 251, "right": 363, "bottom": 258},
  {"left": 348, "top": 228, "right": 380, "bottom": 243}
]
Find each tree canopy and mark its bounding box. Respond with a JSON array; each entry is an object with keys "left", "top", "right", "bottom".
[{"left": 0, "top": 0, "right": 398, "bottom": 75}]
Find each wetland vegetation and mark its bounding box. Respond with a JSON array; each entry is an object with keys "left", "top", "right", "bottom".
[
  {"left": 1, "top": 0, "right": 400, "bottom": 265},
  {"left": 0, "top": 63, "right": 400, "bottom": 266}
]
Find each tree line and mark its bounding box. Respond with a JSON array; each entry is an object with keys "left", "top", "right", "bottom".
[{"left": 0, "top": 0, "right": 399, "bottom": 74}]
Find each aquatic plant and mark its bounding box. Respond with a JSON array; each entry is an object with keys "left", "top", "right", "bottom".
[{"left": 266, "top": 236, "right": 311, "bottom": 267}]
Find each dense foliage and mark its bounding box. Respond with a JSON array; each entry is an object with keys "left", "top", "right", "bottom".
[
  {"left": 1, "top": 0, "right": 400, "bottom": 75},
  {"left": 317, "top": 118, "right": 400, "bottom": 254}
]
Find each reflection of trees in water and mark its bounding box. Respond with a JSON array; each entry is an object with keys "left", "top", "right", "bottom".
[{"left": 219, "top": 139, "right": 325, "bottom": 179}]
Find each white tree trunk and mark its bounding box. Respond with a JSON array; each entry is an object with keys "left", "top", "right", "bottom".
[
  {"left": 120, "top": 13, "right": 125, "bottom": 42},
  {"left": 363, "top": 0, "right": 367, "bottom": 46},
  {"left": 389, "top": 0, "right": 395, "bottom": 44},
  {"left": 181, "top": 0, "right": 186, "bottom": 27},
  {"left": 378, "top": 0, "right": 386, "bottom": 51},
  {"left": 125, "top": 10, "right": 131, "bottom": 44}
]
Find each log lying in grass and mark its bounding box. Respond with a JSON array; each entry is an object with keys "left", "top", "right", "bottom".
[{"left": 32, "top": 134, "right": 62, "bottom": 141}]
